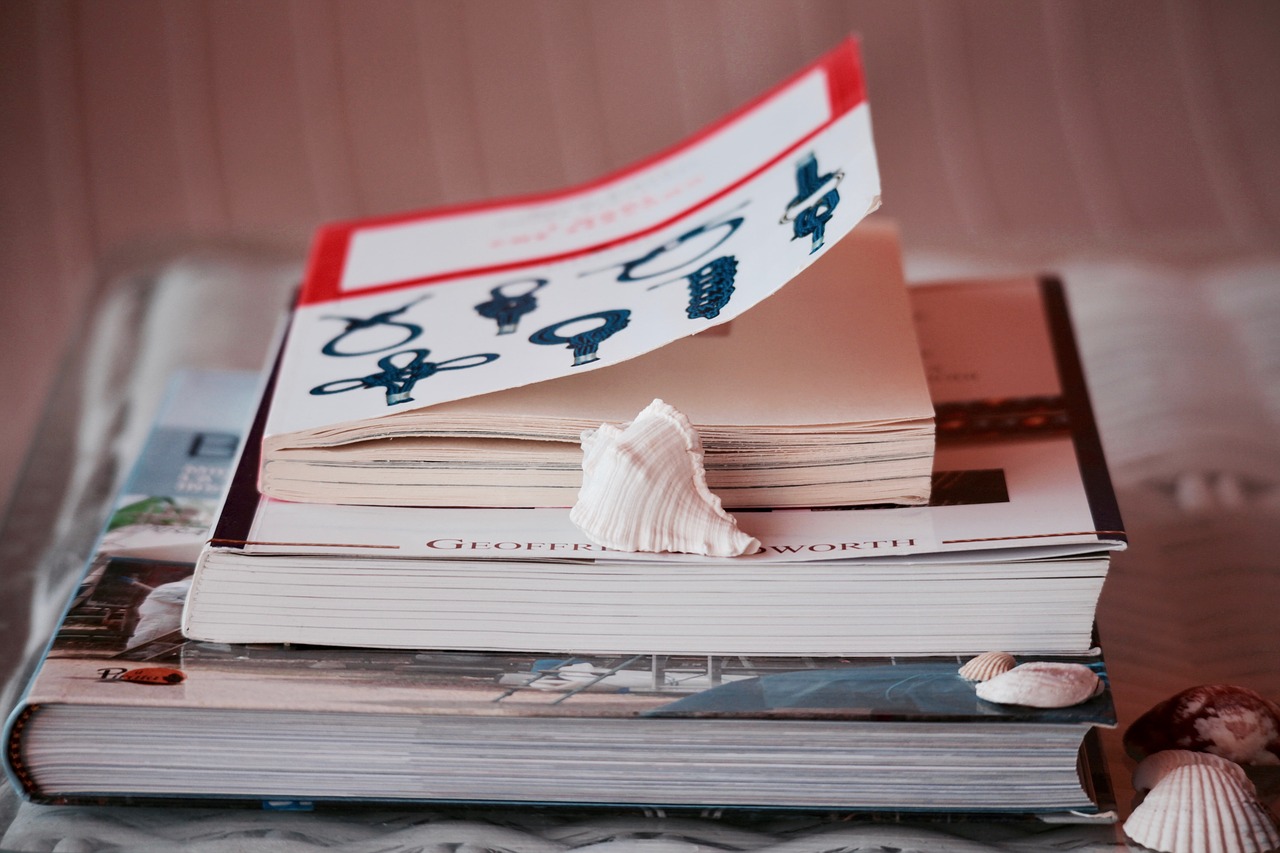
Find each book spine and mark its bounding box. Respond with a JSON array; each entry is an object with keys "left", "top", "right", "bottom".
[
  {"left": 209, "top": 321, "right": 287, "bottom": 548},
  {"left": 4, "top": 705, "right": 41, "bottom": 800},
  {"left": 1038, "top": 277, "right": 1126, "bottom": 543}
]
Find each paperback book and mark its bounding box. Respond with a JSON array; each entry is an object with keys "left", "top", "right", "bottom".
[
  {"left": 10, "top": 573, "right": 1118, "bottom": 814},
  {"left": 257, "top": 39, "right": 937, "bottom": 510},
  {"left": 182, "top": 276, "right": 1125, "bottom": 656}
]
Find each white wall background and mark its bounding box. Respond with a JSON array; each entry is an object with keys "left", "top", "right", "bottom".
[{"left": 2, "top": 0, "right": 1278, "bottom": 521}]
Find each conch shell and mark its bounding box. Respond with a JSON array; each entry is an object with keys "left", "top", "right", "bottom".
[
  {"left": 974, "top": 661, "right": 1104, "bottom": 708},
  {"left": 1123, "top": 762, "right": 1280, "bottom": 853},
  {"left": 958, "top": 651, "right": 1017, "bottom": 683},
  {"left": 569, "top": 399, "right": 761, "bottom": 557},
  {"left": 1124, "top": 684, "right": 1280, "bottom": 765}
]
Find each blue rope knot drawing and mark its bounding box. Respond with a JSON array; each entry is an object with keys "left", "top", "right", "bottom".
[
  {"left": 474, "top": 278, "right": 547, "bottom": 335},
  {"left": 320, "top": 295, "right": 429, "bottom": 357},
  {"left": 685, "top": 256, "right": 738, "bottom": 320},
  {"left": 310, "top": 348, "right": 499, "bottom": 406},
  {"left": 607, "top": 208, "right": 746, "bottom": 283},
  {"left": 780, "top": 153, "right": 844, "bottom": 254},
  {"left": 528, "top": 310, "right": 631, "bottom": 367},
  {"left": 791, "top": 188, "right": 840, "bottom": 253}
]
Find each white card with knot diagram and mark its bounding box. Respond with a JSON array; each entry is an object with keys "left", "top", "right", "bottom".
[{"left": 266, "top": 39, "right": 881, "bottom": 438}]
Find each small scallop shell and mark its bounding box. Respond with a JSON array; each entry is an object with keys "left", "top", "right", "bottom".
[
  {"left": 569, "top": 399, "right": 761, "bottom": 557},
  {"left": 958, "top": 651, "right": 1017, "bottom": 683},
  {"left": 1123, "top": 763, "right": 1280, "bottom": 853},
  {"left": 1124, "top": 684, "right": 1280, "bottom": 765},
  {"left": 118, "top": 667, "right": 185, "bottom": 685},
  {"left": 974, "top": 661, "right": 1104, "bottom": 708},
  {"left": 1133, "top": 749, "right": 1254, "bottom": 795}
]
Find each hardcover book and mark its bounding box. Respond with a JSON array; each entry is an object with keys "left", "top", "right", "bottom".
[
  {"left": 9, "top": 585, "right": 1118, "bottom": 815},
  {"left": 256, "top": 39, "right": 937, "bottom": 510},
  {"left": 182, "top": 276, "right": 1125, "bottom": 656}
]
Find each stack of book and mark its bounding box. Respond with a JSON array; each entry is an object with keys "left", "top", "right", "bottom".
[{"left": 4, "top": 39, "right": 1125, "bottom": 821}]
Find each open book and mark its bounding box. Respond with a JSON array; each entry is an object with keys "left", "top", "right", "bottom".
[
  {"left": 257, "top": 39, "right": 936, "bottom": 509},
  {"left": 183, "top": 276, "right": 1125, "bottom": 656},
  {"left": 262, "top": 222, "right": 935, "bottom": 508}
]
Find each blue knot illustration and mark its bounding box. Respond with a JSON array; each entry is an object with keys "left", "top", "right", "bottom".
[
  {"left": 529, "top": 310, "right": 631, "bottom": 367},
  {"left": 320, "top": 295, "right": 429, "bottom": 357},
  {"left": 781, "top": 153, "right": 844, "bottom": 254},
  {"left": 474, "top": 278, "right": 547, "bottom": 335},
  {"left": 311, "top": 348, "right": 499, "bottom": 406},
  {"left": 791, "top": 188, "right": 840, "bottom": 254},
  {"left": 685, "top": 256, "right": 738, "bottom": 320}
]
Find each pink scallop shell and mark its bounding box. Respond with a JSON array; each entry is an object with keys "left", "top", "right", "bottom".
[
  {"left": 1123, "top": 763, "right": 1280, "bottom": 853},
  {"left": 958, "top": 651, "right": 1017, "bottom": 683},
  {"left": 974, "top": 661, "right": 1103, "bottom": 708},
  {"left": 1133, "top": 749, "right": 1253, "bottom": 795}
]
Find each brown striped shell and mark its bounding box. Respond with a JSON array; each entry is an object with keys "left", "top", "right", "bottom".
[
  {"left": 1124, "top": 684, "right": 1280, "bottom": 765},
  {"left": 1133, "top": 749, "right": 1254, "bottom": 795},
  {"left": 118, "top": 667, "right": 186, "bottom": 685}
]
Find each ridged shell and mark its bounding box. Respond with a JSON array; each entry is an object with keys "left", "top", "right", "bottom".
[
  {"left": 1124, "top": 684, "right": 1280, "bottom": 765},
  {"left": 1123, "top": 763, "right": 1280, "bottom": 853},
  {"left": 974, "top": 661, "right": 1103, "bottom": 708},
  {"left": 1134, "top": 749, "right": 1254, "bottom": 795},
  {"left": 958, "top": 651, "right": 1017, "bottom": 683},
  {"left": 569, "top": 399, "right": 761, "bottom": 557}
]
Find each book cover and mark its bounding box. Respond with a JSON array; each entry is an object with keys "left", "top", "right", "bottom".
[
  {"left": 91, "top": 370, "right": 259, "bottom": 566},
  {"left": 3, "top": 369, "right": 261, "bottom": 794}
]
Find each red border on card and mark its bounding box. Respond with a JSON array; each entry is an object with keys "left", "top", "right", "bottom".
[{"left": 299, "top": 37, "right": 867, "bottom": 306}]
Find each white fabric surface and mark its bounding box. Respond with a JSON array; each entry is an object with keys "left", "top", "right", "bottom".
[{"left": 3, "top": 249, "right": 1278, "bottom": 850}]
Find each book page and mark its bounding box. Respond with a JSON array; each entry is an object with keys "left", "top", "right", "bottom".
[
  {"left": 913, "top": 278, "right": 1060, "bottom": 403},
  {"left": 379, "top": 221, "right": 932, "bottom": 429}
]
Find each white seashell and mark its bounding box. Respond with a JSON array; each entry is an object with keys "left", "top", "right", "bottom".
[
  {"left": 1123, "top": 763, "right": 1280, "bottom": 853},
  {"left": 974, "top": 661, "right": 1104, "bottom": 708},
  {"left": 958, "top": 651, "right": 1017, "bottom": 683},
  {"left": 1133, "top": 749, "right": 1254, "bottom": 795},
  {"left": 569, "top": 399, "right": 762, "bottom": 557}
]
